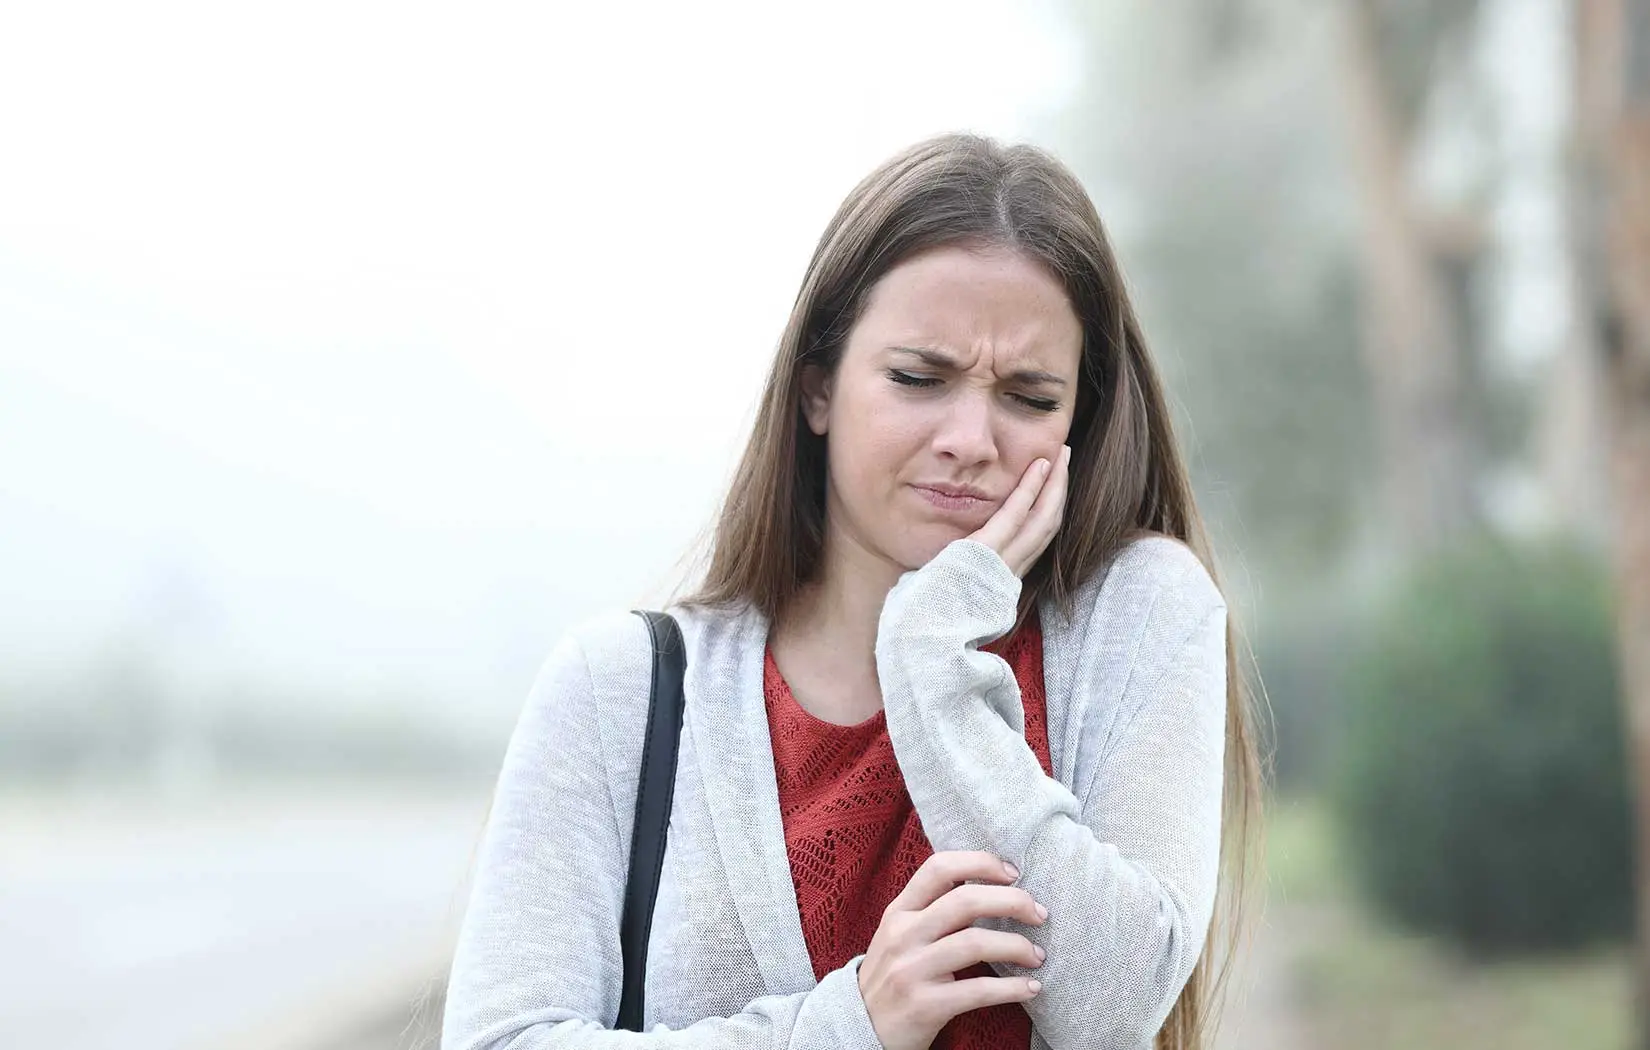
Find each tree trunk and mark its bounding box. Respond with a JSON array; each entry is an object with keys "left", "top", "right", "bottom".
[
  {"left": 1338, "top": 0, "right": 1483, "bottom": 559},
  {"left": 1573, "top": 0, "right": 1650, "bottom": 1044},
  {"left": 1535, "top": 303, "right": 1612, "bottom": 544}
]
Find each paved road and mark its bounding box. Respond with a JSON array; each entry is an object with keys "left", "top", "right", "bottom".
[{"left": 0, "top": 784, "right": 488, "bottom": 1050}]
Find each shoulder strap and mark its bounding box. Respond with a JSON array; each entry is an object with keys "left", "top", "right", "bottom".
[{"left": 616, "top": 609, "right": 686, "bottom": 1032}]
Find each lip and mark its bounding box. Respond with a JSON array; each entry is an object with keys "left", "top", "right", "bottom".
[
  {"left": 913, "top": 483, "right": 995, "bottom": 515},
  {"left": 916, "top": 481, "right": 993, "bottom": 500}
]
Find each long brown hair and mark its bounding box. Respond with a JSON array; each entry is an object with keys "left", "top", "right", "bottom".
[{"left": 665, "top": 132, "right": 1267, "bottom": 1050}]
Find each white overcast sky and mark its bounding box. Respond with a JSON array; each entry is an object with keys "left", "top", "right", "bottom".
[{"left": 0, "top": 1, "right": 1083, "bottom": 730}]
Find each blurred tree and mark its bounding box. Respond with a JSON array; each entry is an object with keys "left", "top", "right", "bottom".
[
  {"left": 1047, "top": 0, "right": 1526, "bottom": 804},
  {"left": 1572, "top": 0, "right": 1650, "bottom": 1040},
  {"left": 1334, "top": 533, "right": 1632, "bottom": 955},
  {"left": 1049, "top": 1, "right": 1374, "bottom": 604},
  {"left": 1048, "top": 0, "right": 1525, "bottom": 602},
  {"left": 1338, "top": 0, "right": 1494, "bottom": 556}
]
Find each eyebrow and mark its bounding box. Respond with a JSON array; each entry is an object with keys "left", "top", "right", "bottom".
[{"left": 887, "top": 345, "right": 1069, "bottom": 388}]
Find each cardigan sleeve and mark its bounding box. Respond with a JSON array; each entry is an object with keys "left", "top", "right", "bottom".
[
  {"left": 440, "top": 629, "right": 885, "bottom": 1050},
  {"left": 873, "top": 537, "right": 1228, "bottom": 1050}
]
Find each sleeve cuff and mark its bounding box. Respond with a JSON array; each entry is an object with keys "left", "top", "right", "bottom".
[
  {"left": 880, "top": 538, "right": 1021, "bottom": 645},
  {"left": 808, "top": 955, "right": 885, "bottom": 1049}
]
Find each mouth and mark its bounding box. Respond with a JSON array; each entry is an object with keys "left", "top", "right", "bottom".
[{"left": 912, "top": 484, "right": 995, "bottom": 516}]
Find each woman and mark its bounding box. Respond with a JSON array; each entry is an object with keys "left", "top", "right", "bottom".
[{"left": 441, "top": 133, "right": 1265, "bottom": 1050}]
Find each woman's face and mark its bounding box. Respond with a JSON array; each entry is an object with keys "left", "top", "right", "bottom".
[{"left": 801, "top": 242, "right": 1083, "bottom": 575}]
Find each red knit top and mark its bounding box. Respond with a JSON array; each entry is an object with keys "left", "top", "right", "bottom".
[{"left": 763, "top": 609, "right": 1051, "bottom": 1050}]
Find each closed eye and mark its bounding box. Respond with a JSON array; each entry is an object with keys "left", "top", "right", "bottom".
[
  {"left": 886, "top": 369, "right": 1061, "bottom": 413},
  {"left": 1017, "top": 395, "right": 1061, "bottom": 413},
  {"left": 888, "top": 369, "right": 941, "bottom": 388}
]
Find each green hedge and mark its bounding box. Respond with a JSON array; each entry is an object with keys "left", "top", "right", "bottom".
[{"left": 1332, "top": 533, "right": 1632, "bottom": 956}]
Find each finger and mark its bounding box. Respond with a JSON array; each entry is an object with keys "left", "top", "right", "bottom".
[
  {"left": 913, "top": 883, "right": 1045, "bottom": 942},
  {"left": 887, "top": 851, "right": 1018, "bottom": 914},
  {"left": 1003, "top": 445, "right": 1070, "bottom": 571},
  {"left": 918, "top": 927, "right": 1045, "bottom": 979},
  {"left": 928, "top": 973, "right": 1042, "bottom": 1018},
  {"left": 972, "top": 457, "right": 1050, "bottom": 554}
]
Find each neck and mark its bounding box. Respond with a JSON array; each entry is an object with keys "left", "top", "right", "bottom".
[{"left": 776, "top": 525, "right": 905, "bottom": 676}]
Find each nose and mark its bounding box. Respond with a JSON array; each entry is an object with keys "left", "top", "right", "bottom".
[{"left": 930, "top": 386, "right": 997, "bottom": 467}]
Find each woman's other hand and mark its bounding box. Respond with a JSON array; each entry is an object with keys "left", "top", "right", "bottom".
[{"left": 857, "top": 850, "right": 1047, "bottom": 1050}]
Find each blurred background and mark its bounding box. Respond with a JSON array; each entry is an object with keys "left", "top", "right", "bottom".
[{"left": 3, "top": 0, "right": 1647, "bottom": 1047}]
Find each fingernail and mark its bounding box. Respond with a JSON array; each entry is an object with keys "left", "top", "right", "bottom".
[
  {"left": 1027, "top": 979, "right": 1043, "bottom": 995},
  {"left": 1035, "top": 903, "right": 1048, "bottom": 920},
  {"left": 1033, "top": 945, "right": 1046, "bottom": 962},
  {"left": 1003, "top": 862, "right": 1019, "bottom": 878}
]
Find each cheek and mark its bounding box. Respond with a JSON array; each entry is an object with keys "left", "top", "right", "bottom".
[
  {"left": 1005, "top": 412, "right": 1073, "bottom": 466},
  {"left": 834, "top": 382, "right": 923, "bottom": 459},
  {"left": 870, "top": 404, "right": 931, "bottom": 458},
  {"left": 825, "top": 389, "right": 927, "bottom": 506}
]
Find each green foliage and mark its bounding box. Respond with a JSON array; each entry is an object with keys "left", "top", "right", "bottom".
[
  {"left": 1332, "top": 533, "right": 1632, "bottom": 956},
  {"left": 1264, "top": 796, "right": 1632, "bottom": 1050}
]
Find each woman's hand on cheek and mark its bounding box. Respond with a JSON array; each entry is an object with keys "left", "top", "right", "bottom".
[{"left": 968, "top": 444, "right": 1070, "bottom": 578}]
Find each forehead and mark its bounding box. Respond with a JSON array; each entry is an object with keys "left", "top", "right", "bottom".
[{"left": 850, "top": 244, "right": 1082, "bottom": 372}]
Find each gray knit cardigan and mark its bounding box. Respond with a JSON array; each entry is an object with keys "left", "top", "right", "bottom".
[{"left": 442, "top": 535, "right": 1229, "bottom": 1050}]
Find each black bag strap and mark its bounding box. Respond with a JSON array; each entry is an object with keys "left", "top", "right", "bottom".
[{"left": 616, "top": 609, "right": 686, "bottom": 1032}]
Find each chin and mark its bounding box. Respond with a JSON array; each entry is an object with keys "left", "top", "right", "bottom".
[{"left": 891, "top": 526, "right": 968, "bottom": 571}]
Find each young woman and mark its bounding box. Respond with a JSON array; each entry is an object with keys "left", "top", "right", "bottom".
[{"left": 441, "top": 133, "right": 1265, "bottom": 1050}]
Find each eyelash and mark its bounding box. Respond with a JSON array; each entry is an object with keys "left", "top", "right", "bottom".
[{"left": 887, "top": 369, "right": 1061, "bottom": 413}]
